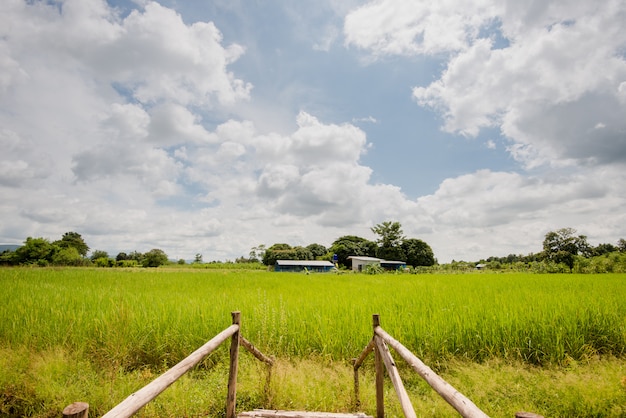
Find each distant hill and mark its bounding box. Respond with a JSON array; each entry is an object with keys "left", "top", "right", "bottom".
[{"left": 0, "top": 244, "right": 20, "bottom": 252}]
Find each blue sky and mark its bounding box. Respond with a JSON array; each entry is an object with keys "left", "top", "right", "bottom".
[{"left": 1, "top": 0, "right": 625, "bottom": 262}]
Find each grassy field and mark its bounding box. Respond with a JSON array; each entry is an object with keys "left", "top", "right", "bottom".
[{"left": 1, "top": 268, "right": 625, "bottom": 417}]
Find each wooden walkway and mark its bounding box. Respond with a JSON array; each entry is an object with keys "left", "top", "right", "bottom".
[{"left": 238, "top": 410, "right": 372, "bottom": 418}]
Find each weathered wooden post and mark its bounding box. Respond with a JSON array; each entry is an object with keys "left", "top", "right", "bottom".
[
  {"left": 373, "top": 314, "right": 384, "bottom": 418},
  {"left": 226, "top": 311, "right": 241, "bottom": 418},
  {"left": 62, "top": 402, "right": 89, "bottom": 418},
  {"left": 515, "top": 412, "right": 544, "bottom": 418},
  {"left": 353, "top": 337, "right": 375, "bottom": 412},
  {"left": 352, "top": 357, "right": 360, "bottom": 410}
]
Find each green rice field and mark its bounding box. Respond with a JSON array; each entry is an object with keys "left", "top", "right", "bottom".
[{"left": 1, "top": 268, "right": 626, "bottom": 417}]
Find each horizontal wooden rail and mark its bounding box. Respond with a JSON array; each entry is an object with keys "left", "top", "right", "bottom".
[
  {"left": 374, "top": 321, "right": 489, "bottom": 418},
  {"left": 101, "top": 323, "right": 240, "bottom": 418}
]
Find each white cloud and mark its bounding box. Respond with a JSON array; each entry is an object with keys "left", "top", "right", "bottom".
[
  {"left": 344, "top": 0, "right": 499, "bottom": 56},
  {"left": 148, "top": 103, "right": 213, "bottom": 146},
  {"left": 347, "top": 0, "right": 626, "bottom": 169},
  {"left": 413, "top": 167, "right": 626, "bottom": 261}
]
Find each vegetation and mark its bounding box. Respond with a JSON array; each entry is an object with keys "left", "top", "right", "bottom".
[
  {"left": 2, "top": 225, "right": 624, "bottom": 273},
  {"left": 1, "top": 268, "right": 626, "bottom": 417},
  {"left": 0, "top": 232, "right": 170, "bottom": 268}
]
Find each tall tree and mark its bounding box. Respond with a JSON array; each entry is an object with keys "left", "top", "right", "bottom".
[
  {"left": 55, "top": 232, "right": 89, "bottom": 257},
  {"left": 371, "top": 221, "right": 405, "bottom": 260},
  {"left": 142, "top": 249, "right": 169, "bottom": 267},
  {"left": 542, "top": 227, "right": 590, "bottom": 271},
  {"left": 401, "top": 238, "right": 435, "bottom": 267},
  {"left": 262, "top": 243, "right": 292, "bottom": 265}
]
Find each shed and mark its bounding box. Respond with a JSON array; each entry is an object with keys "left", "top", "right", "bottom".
[
  {"left": 274, "top": 260, "right": 335, "bottom": 273},
  {"left": 347, "top": 256, "right": 406, "bottom": 272}
]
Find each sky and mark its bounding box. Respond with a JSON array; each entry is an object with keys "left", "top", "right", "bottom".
[{"left": 1, "top": 0, "right": 625, "bottom": 263}]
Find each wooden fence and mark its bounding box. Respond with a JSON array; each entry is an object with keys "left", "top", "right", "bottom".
[
  {"left": 64, "top": 311, "right": 273, "bottom": 418},
  {"left": 64, "top": 312, "right": 542, "bottom": 418}
]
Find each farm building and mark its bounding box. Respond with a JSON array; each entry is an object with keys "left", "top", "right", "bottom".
[
  {"left": 347, "top": 256, "right": 407, "bottom": 272},
  {"left": 274, "top": 259, "right": 336, "bottom": 273}
]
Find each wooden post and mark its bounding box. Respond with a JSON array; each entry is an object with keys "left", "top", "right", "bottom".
[
  {"left": 226, "top": 311, "right": 241, "bottom": 418},
  {"left": 353, "top": 358, "right": 360, "bottom": 410},
  {"left": 62, "top": 402, "right": 88, "bottom": 418},
  {"left": 373, "top": 315, "right": 384, "bottom": 418},
  {"left": 515, "top": 413, "right": 544, "bottom": 418}
]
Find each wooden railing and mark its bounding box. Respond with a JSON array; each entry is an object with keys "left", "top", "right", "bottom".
[
  {"left": 64, "top": 312, "right": 542, "bottom": 418},
  {"left": 64, "top": 311, "right": 273, "bottom": 418},
  {"left": 354, "top": 314, "right": 490, "bottom": 418}
]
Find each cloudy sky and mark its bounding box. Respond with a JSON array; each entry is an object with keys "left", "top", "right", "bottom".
[{"left": 1, "top": 0, "right": 625, "bottom": 263}]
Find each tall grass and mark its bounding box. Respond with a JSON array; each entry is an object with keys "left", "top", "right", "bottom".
[{"left": 1, "top": 268, "right": 625, "bottom": 369}]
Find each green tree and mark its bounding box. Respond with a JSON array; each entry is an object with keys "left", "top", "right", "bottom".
[
  {"left": 249, "top": 245, "right": 266, "bottom": 263},
  {"left": 0, "top": 249, "right": 17, "bottom": 265},
  {"left": 306, "top": 243, "right": 327, "bottom": 259},
  {"left": 194, "top": 253, "right": 203, "bottom": 263},
  {"left": 54, "top": 232, "right": 89, "bottom": 257},
  {"left": 142, "top": 249, "right": 169, "bottom": 267},
  {"left": 15, "top": 237, "right": 57, "bottom": 265},
  {"left": 262, "top": 243, "right": 313, "bottom": 265},
  {"left": 53, "top": 246, "right": 87, "bottom": 266},
  {"left": 116, "top": 252, "right": 129, "bottom": 261},
  {"left": 618, "top": 238, "right": 626, "bottom": 253},
  {"left": 542, "top": 228, "right": 590, "bottom": 272},
  {"left": 262, "top": 243, "right": 291, "bottom": 265},
  {"left": 401, "top": 238, "right": 435, "bottom": 267},
  {"left": 371, "top": 221, "right": 405, "bottom": 260},
  {"left": 328, "top": 236, "right": 376, "bottom": 268},
  {"left": 593, "top": 243, "right": 617, "bottom": 256},
  {"left": 90, "top": 250, "right": 109, "bottom": 261}
]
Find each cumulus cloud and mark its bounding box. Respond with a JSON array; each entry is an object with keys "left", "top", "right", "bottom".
[
  {"left": 344, "top": 0, "right": 499, "bottom": 56},
  {"left": 347, "top": 0, "right": 626, "bottom": 169}
]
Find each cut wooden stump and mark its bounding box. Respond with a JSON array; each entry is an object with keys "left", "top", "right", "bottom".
[
  {"left": 238, "top": 409, "right": 372, "bottom": 418},
  {"left": 62, "top": 402, "right": 89, "bottom": 418}
]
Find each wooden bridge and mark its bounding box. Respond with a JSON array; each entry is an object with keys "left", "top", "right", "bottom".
[{"left": 62, "top": 312, "right": 542, "bottom": 418}]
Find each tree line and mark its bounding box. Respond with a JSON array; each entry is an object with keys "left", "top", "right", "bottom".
[
  {"left": 2, "top": 225, "right": 624, "bottom": 272},
  {"left": 474, "top": 227, "right": 626, "bottom": 273},
  {"left": 0, "top": 232, "right": 170, "bottom": 268}
]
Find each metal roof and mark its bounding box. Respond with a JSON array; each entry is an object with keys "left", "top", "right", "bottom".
[
  {"left": 275, "top": 260, "right": 335, "bottom": 266},
  {"left": 347, "top": 256, "right": 406, "bottom": 264},
  {"left": 346, "top": 256, "right": 382, "bottom": 262}
]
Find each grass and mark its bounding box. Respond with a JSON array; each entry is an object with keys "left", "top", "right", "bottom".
[{"left": 1, "top": 268, "right": 626, "bottom": 416}]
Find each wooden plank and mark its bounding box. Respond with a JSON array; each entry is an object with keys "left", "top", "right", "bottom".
[{"left": 238, "top": 409, "right": 372, "bottom": 418}]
